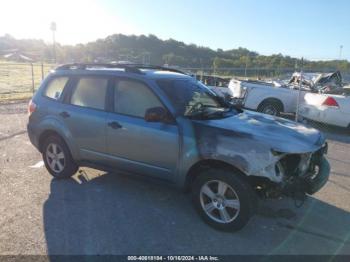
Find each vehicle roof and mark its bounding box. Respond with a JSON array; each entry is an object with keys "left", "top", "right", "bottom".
[{"left": 50, "top": 64, "right": 193, "bottom": 81}]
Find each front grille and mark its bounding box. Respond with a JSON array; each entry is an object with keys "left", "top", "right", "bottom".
[{"left": 279, "top": 154, "right": 300, "bottom": 176}]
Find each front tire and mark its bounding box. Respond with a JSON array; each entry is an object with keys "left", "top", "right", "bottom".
[
  {"left": 191, "top": 168, "right": 255, "bottom": 231},
  {"left": 42, "top": 136, "right": 78, "bottom": 179}
]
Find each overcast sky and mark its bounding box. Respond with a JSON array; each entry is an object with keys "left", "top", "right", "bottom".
[{"left": 1, "top": 0, "right": 349, "bottom": 60}]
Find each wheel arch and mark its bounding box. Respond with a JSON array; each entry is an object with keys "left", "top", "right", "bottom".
[
  {"left": 38, "top": 129, "right": 79, "bottom": 162},
  {"left": 36, "top": 116, "right": 79, "bottom": 160},
  {"left": 184, "top": 159, "right": 250, "bottom": 192},
  {"left": 39, "top": 130, "right": 66, "bottom": 152}
]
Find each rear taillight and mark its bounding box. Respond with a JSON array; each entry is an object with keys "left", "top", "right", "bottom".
[
  {"left": 322, "top": 97, "right": 339, "bottom": 108},
  {"left": 28, "top": 99, "right": 37, "bottom": 115}
]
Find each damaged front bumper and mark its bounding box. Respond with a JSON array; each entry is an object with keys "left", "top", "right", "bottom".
[
  {"left": 259, "top": 143, "right": 330, "bottom": 198},
  {"left": 283, "top": 144, "right": 330, "bottom": 196}
]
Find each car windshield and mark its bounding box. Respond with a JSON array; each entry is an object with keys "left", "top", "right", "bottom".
[{"left": 157, "top": 79, "right": 237, "bottom": 119}]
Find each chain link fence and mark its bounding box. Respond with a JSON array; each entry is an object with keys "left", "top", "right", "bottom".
[
  {"left": 0, "top": 62, "right": 56, "bottom": 100},
  {"left": 185, "top": 67, "right": 294, "bottom": 79}
]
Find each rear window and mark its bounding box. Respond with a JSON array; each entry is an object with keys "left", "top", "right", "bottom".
[
  {"left": 43, "top": 77, "right": 69, "bottom": 100},
  {"left": 70, "top": 77, "right": 108, "bottom": 110}
]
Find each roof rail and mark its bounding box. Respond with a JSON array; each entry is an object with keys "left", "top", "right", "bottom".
[
  {"left": 55, "top": 63, "right": 187, "bottom": 75},
  {"left": 116, "top": 64, "right": 188, "bottom": 75},
  {"left": 55, "top": 63, "right": 143, "bottom": 74}
]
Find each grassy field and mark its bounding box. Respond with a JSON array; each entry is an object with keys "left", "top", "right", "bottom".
[{"left": 0, "top": 61, "right": 55, "bottom": 100}]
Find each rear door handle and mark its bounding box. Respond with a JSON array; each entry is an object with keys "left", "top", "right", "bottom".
[
  {"left": 59, "top": 111, "right": 70, "bottom": 118},
  {"left": 108, "top": 121, "right": 122, "bottom": 129}
]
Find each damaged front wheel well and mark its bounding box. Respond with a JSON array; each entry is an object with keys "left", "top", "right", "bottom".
[{"left": 184, "top": 159, "right": 250, "bottom": 192}]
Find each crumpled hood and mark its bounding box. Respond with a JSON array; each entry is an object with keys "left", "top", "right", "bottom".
[{"left": 195, "top": 110, "right": 324, "bottom": 154}]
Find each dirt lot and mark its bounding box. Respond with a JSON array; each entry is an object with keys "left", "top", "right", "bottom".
[{"left": 0, "top": 100, "right": 350, "bottom": 255}]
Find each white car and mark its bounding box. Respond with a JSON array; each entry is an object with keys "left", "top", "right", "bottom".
[{"left": 299, "top": 93, "right": 350, "bottom": 128}]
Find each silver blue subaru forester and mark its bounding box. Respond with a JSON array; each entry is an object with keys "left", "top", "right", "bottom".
[{"left": 27, "top": 63, "right": 329, "bottom": 231}]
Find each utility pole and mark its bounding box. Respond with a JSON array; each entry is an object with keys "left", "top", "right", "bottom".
[
  {"left": 50, "top": 22, "right": 57, "bottom": 64},
  {"left": 339, "top": 45, "right": 343, "bottom": 60},
  {"left": 244, "top": 55, "right": 249, "bottom": 78},
  {"left": 142, "top": 52, "right": 150, "bottom": 65},
  {"left": 295, "top": 57, "right": 304, "bottom": 122},
  {"left": 339, "top": 45, "right": 343, "bottom": 70}
]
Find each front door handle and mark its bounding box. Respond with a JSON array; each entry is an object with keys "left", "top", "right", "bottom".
[
  {"left": 108, "top": 121, "right": 122, "bottom": 129},
  {"left": 59, "top": 111, "right": 70, "bottom": 118}
]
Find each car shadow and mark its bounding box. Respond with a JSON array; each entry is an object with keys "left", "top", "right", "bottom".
[{"left": 43, "top": 169, "right": 350, "bottom": 255}]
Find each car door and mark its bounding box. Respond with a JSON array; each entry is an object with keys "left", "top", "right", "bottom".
[
  {"left": 106, "top": 78, "right": 179, "bottom": 179},
  {"left": 59, "top": 75, "right": 111, "bottom": 162}
]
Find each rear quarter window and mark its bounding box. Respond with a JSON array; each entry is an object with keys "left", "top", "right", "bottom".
[{"left": 43, "top": 77, "right": 69, "bottom": 100}]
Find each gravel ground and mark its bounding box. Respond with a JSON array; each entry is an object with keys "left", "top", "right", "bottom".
[{"left": 0, "top": 101, "right": 349, "bottom": 255}]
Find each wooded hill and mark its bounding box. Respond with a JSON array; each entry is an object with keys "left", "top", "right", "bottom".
[{"left": 1, "top": 34, "right": 349, "bottom": 74}]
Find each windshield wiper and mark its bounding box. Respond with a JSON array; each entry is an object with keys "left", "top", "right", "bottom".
[
  {"left": 186, "top": 102, "right": 213, "bottom": 116},
  {"left": 204, "top": 107, "right": 233, "bottom": 119},
  {"left": 187, "top": 105, "right": 230, "bottom": 120}
]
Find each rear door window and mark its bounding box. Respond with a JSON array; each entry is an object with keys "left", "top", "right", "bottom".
[
  {"left": 70, "top": 77, "right": 108, "bottom": 110},
  {"left": 43, "top": 77, "right": 69, "bottom": 100}
]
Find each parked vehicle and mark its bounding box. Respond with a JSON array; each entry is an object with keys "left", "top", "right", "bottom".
[
  {"left": 229, "top": 78, "right": 305, "bottom": 116},
  {"left": 27, "top": 63, "right": 330, "bottom": 231},
  {"left": 230, "top": 71, "right": 346, "bottom": 116},
  {"left": 299, "top": 92, "right": 350, "bottom": 129},
  {"left": 288, "top": 71, "right": 343, "bottom": 93}
]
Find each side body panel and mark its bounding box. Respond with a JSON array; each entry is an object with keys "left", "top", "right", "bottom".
[
  {"left": 56, "top": 103, "right": 108, "bottom": 162},
  {"left": 106, "top": 113, "right": 179, "bottom": 179}
]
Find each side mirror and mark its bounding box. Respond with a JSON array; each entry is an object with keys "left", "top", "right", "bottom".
[{"left": 144, "top": 107, "right": 168, "bottom": 122}]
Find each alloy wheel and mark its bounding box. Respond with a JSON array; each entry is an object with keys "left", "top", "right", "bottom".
[
  {"left": 46, "top": 143, "right": 65, "bottom": 173},
  {"left": 200, "top": 180, "right": 240, "bottom": 223}
]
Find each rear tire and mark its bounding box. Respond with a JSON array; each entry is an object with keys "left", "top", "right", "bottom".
[
  {"left": 257, "top": 100, "right": 283, "bottom": 116},
  {"left": 191, "top": 168, "right": 255, "bottom": 232},
  {"left": 42, "top": 136, "right": 78, "bottom": 179}
]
